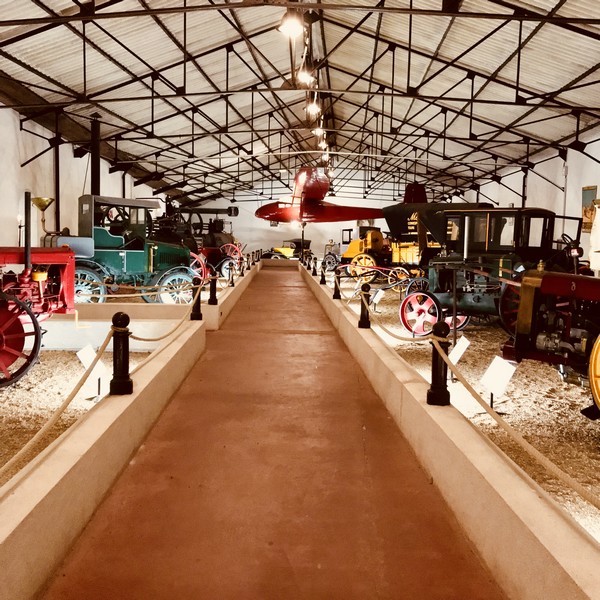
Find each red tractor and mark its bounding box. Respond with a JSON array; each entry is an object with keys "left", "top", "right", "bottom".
[
  {"left": 0, "top": 193, "right": 75, "bottom": 386},
  {"left": 501, "top": 268, "right": 600, "bottom": 420}
]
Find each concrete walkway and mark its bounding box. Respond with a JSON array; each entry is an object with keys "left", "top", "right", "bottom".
[{"left": 40, "top": 266, "right": 506, "bottom": 600}]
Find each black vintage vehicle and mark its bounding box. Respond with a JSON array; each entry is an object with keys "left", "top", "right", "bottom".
[
  {"left": 382, "top": 202, "right": 583, "bottom": 336},
  {"left": 151, "top": 205, "right": 243, "bottom": 281},
  {"left": 45, "top": 195, "right": 196, "bottom": 304}
]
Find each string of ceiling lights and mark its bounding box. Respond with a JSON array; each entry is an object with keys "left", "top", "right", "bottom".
[{"left": 278, "top": 8, "right": 332, "bottom": 174}]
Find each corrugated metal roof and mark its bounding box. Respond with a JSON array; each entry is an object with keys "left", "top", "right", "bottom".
[{"left": 0, "top": 0, "right": 598, "bottom": 204}]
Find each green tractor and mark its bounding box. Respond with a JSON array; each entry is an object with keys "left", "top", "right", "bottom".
[{"left": 48, "top": 195, "right": 196, "bottom": 304}]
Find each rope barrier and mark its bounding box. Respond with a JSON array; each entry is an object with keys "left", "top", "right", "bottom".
[
  {"left": 360, "top": 292, "right": 435, "bottom": 342},
  {"left": 432, "top": 338, "right": 600, "bottom": 512},
  {"left": 0, "top": 261, "right": 247, "bottom": 484},
  {"left": 0, "top": 329, "right": 114, "bottom": 484},
  {"left": 340, "top": 279, "right": 600, "bottom": 511},
  {"left": 129, "top": 283, "right": 202, "bottom": 343},
  {"left": 73, "top": 273, "right": 228, "bottom": 302}
]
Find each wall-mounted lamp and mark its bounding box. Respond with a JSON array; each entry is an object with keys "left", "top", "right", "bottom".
[{"left": 278, "top": 9, "right": 304, "bottom": 38}]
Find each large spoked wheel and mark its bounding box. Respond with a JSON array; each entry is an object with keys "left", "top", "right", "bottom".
[
  {"left": 74, "top": 266, "right": 108, "bottom": 304},
  {"left": 323, "top": 253, "right": 339, "bottom": 272},
  {"left": 498, "top": 275, "right": 522, "bottom": 335},
  {"left": 153, "top": 269, "right": 194, "bottom": 304},
  {"left": 399, "top": 291, "right": 441, "bottom": 336},
  {"left": 348, "top": 253, "right": 378, "bottom": 284},
  {"left": 406, "top": 277, "right": 429, "bottom": 294},
  {"left": 0, "top": 294, "right": 42, "bottom": 387},
  {"left": 445, "top": 314, "right": 471, "bottom": 331},
  {"left": 589, "top": 336, "right": 600, "bottom": 412},
  {"left": 220, "top": 243, "right": 243, "bottom": 273},
  {"left": 400, "top": 290, "right": 470, "bottom": 335},
  {"left": 189, "top": 252, "right": 211, "bottom": 285},
  {"left": 387, "top": 266, "right": 411, "bottom": 295},
  {"left": 219, "top": 257, "right": 236, "bottom": 279}
]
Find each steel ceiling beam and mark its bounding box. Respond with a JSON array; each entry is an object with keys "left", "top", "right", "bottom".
[{"left": 1, "top": 3, "right": 600, "bottom": 27}]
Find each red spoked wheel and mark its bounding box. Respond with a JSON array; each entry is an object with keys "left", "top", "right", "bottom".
[
  {"left": 189, "top": 252, "right": 211, "bottom": 285},
  {"left": 399, "top": 291, "right": 441, "bottom": 336},
  {"left": 400, "top": 291, "right": 470, "bottom": 336},
  {"left": 445, "top": 314, "right": 471, "bottom": 331},
  {"left": 498, "top": 275, "right": 522, "bottom": 335},
  {"left": 0, "top": 294, "right": 42, "bottom": 387},
  {"left": 220, "top": 243, "right": 243, "bottom": 265}
]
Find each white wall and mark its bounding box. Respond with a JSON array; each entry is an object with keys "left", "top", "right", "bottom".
[
  {"left": 463, "top": 140, "right": 600, "bottom": 259},
  {"left": 0, "top": 106, "right": 158, "bottom": 246}
]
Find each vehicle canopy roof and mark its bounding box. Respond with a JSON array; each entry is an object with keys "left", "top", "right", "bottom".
[
  {"left": 283, "top": 238, "right": 311, "bottom": 249},
  {"left": 382, "top": 202, "right": 556, "bottom": 244},
  {"left": 80, "top": 195, "right": 162, "bottom": 210}
]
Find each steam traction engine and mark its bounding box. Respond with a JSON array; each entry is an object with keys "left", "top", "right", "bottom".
[
  {"left": 0, "top": 194, "right": 75, "bottom": 386},
  {"left": 501, "top": 268, "right": 600, "bottom": 419}
]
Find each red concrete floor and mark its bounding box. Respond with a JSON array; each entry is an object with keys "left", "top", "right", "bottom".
[{"left": 39, "top": 267, "right": 506, "bottom": 600}]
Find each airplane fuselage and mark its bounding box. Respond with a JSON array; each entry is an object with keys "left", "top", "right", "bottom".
[{"left": 254, "top": 167, "right": 383, "bottom": 223}]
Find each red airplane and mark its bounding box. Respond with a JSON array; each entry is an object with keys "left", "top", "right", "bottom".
[{"left": 254, "top": 167, "right": 385, "bottom": 223}]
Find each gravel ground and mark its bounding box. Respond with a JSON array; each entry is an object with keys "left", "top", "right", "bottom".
[
  {"left": 0, "top": 351, "right": 147, "bottom": 487},
  {"left": 2, "top": 271, "right": 600, "bottom": 545}
]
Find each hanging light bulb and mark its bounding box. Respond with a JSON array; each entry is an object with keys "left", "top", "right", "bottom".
[
  {"left": 306, "top": 100, "right": 321, "bottom": 117},
  {"left": 297, "top": 69, "right": 315, "bottom": 86},
  {"left": 318, "top": 140, "right": 328, "bottom": 150},
  {"left": 278, "top": 9, "right": 304, "bottom": 38},
  {"left": 312, "top": 126, "right": 324, "bottom": 137}
]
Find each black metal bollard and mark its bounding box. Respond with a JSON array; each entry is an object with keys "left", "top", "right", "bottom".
[
  {"left": 191, "top": 277, "right": 202, "bottom": 321},
  {"left": 239, "top": 257, "right": 245, "bottom": 277},
  {"left": 312, "top": 256, "right": 317, "bottom": 276},
  {"left": 333, "top": 271, "right": 341, "bottom": 299},
  {"left": 358, "top": 283, "right": 371, "bottom": 328},
  {"left": 320, "top": 262, "right": 326, "bottom": 284},
  {"left": 110, "top": 312, "right": 133, "bottom": 395},
  {"left": 251, "top": 251, "right": 256, "bottom": 266},
  {"left": 228, "top": 263, "right": 235, "bottom": 287},
  {"left": 427, "top": 321, "right": 451, "bottom": 406},
  {"left": 208, "top": 276, "right": 218, "bottom": 305}
]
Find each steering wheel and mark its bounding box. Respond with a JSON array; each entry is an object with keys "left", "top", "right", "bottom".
[
  {"left": 561, "top": 233, "right": 575, "bottom": 245},
  {"left": 100, "top": 206, "right": 129, "bottom": 227}
]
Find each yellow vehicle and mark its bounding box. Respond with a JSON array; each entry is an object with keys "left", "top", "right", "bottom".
[
  {"left": 339, "top": 226, "right": 427, "bottom": 290},
  {"left": 263, "top": 238, "right": 312, "bottom": 260}
]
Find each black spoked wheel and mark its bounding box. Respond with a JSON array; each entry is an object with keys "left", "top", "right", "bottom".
[
  {"left": 323, "top": 253, "right": 339, "bottom": 271},
  {"left": 406, "top": 277, "right": 430, "bottom": 294},
  {"left": 0, "top": 294, "right": 42, "bottom": 387}
]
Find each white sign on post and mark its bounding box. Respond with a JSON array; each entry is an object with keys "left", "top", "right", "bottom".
[
  {"left": 480, "top": 356, "right": 516, "bottom": 398},
  {"left": 448, "top": 335, "right": 470, "bottom": 365},
  {"left": 76, "top": 344, "right": 110, "bottom": 400}
]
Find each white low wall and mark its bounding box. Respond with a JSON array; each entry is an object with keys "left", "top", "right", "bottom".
[
  {"left": 42, "top": 262, "right": 262, "bottom": 351},
  {"left": 0, "top": 321, "right": 206, "bottom": 600},
  {"left": 300, "top": 264, "right": 600, "bottom": 600}
]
